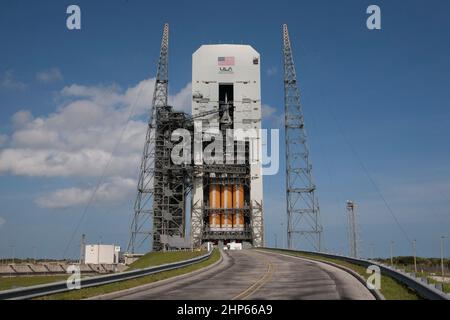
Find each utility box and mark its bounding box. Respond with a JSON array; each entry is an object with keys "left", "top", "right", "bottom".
[{"left": 84, "top": 244, "right": 120, "bottom": 264}]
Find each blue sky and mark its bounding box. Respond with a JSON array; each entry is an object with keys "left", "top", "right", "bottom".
[{"left": 0, "top": 0, "right": 450, "bottom": 259}]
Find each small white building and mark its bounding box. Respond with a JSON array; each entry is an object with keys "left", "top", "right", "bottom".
[
  {"left": 227, "top": 242, "right": 243, "bottom": 251},
  {"left": 84, "top": 244, "right": 120, "bottom": 265}
]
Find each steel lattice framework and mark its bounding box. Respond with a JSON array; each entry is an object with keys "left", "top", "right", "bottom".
[
  {"left": 128, "top": 23, "right": 170, "bottom": 253},
  {"left": 283, "top": 24, "right": 323, "bottom": 251},
  {"left": 128, "top": 24, "right": 267, "bottom": 252}
]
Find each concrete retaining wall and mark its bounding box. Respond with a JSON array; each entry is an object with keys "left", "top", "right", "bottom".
[{"left": 0, "top": 263, "right": 126, "bottom": 276}]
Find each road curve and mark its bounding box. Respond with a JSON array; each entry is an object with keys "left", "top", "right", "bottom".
[{"left": 109, "top": 249, "right": 374, "bottom": 300}]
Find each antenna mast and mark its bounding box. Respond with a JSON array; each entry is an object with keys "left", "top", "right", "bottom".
[{"left": 282, "top": 24, "right": 323, "bottom": 251}]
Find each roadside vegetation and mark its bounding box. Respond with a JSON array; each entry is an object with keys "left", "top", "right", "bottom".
[
  {"left": 260, "top": 248, "right": 421, "bottom": 300},
  {"left": 0, "top": 275, "right": 68, "bottom": 291},
  {"left": 0, "top": 250, "right": 207, "bottom": 293},
  {"left": 374, "top": 256, "right": 449, "bottom": 293},
  {"left": 126, "top": 250, "right": 206, "bottom": 270},
  {"left": 36, "top": 249, "right": 220, "bottom": 300},
  {"left": 426, "top": 277, "right": 450, "bottom": 293},
  {"left": 375, "top": 256, "right": 450, "bottom": 269}
]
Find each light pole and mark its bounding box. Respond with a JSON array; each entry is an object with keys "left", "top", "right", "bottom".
[
  {"left": 274, "top": 233, "right": 278, "bottom": 248},
  {"left": 390, "top": 241, "right": 394, "bottom": 267},
  {"left": 10, "top": 245, "right": 15, "bottom": 264},
  {"left": 33, "top": 246, "right": 37, "bottom": 264},
  {"left": 98, "top": 237, "right": 101, "bottom": 265},
  {"left": 412, "top": 239, "right": 417, "bottom": 274},
  {"left": 80, "top": 234, "right": 86, "bottom": 264},
  {"left": 441, "top": 236, "right": 446, "bottom": 281},
  {"left": 369, "top": 243, "right": 375, "bottom": 260}
]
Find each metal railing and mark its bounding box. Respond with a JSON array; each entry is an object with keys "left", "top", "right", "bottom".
[
  {"left": 262, "top": 247, "right": 449, "bottom": 300},
  {"left": 0, "top": 250, "right": 213, "bottom": 300}
]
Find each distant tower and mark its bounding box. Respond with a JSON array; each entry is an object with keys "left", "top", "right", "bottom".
[
  {"left": 79, "top": 233, "right": 85, "bottom": 265},
  {"left": 282, "top": 24, "right": 322, "bottom": 251},
  {"left": 128, "top": 23, "right": 170, "bottom": 253},
  {"left": 346, "top": 200, "right": 360, "bottom": 258}
]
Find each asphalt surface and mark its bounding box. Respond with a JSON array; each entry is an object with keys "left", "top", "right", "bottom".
[{"left": 112, "top": 249, "right": 375, "bottom": 300}]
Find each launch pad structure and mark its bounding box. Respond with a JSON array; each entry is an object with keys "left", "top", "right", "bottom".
[
  {"left": 190, "top": 44, "right": 264, "bottom": 249},
  {"left": 128, "top": 24, "right": 264, "bottom": 252},
  {"left": 128, "top": 23, "right": 321, "bottom": 253}
]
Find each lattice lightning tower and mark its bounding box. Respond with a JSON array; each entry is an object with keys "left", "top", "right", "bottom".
[{"left": 283, "top": 24, "right": 323, "bottom": 251}]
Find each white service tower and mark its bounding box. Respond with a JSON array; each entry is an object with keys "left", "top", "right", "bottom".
[{"left": 190, "top": 44, "right": 264, "bottom": 248}]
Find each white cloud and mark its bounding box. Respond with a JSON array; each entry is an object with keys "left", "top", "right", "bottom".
[
  {"left": 262, "top": 104, "right": 283, "bottom": 127},
  {"left": 0, "top": 78, "right": 192, "bottom": 208},
  {"left": 123, "top": 78, "right": 156, "bottom": 115},
  {"left": 36, "top": 68, "right": 63, "bottom": 83},
  {"left": 0, "top": 78, "right": 182, "bottom": 178},
  {"left": 0, "top": 70, "right": 26, "bottom": 91},
  {"left": 62, "top": 83, "right": 123, "bottom": 108},
  {"left": 169, "top": 83, "right": 192, "bottom": 113},
  {"left": 11, "top": 110, "right": 33, "bottom": 128},
  {"left": 0, "top": 217, "right": 5, "bottom": 228},
  {"left": 0, "top": 134, "right": 7, "bottom": 146},
  {"left": 0, "top": 148, "right": 139, "bottom": 178},
  {"left": 35, "top": 177, "right": 136, "bottom": 209}
]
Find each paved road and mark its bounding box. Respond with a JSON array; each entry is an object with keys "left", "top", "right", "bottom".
[{"left": 110, "top": 249, "right": 374, "bottom": 300}]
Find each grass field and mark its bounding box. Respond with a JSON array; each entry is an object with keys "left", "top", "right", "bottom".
[
  {"left": 0, "top": 275, "right": 68, "bottom": 291},
  {"left": 260, "top": 248, "right": 421, "bottom": 300},
  {"left": 398, "top": 268, "right": 450, "bottom": 294},
  {"left": 126, "top": 250, "right": 206, "bottom": 270},
  {"left": 423, "top": 275, "right": 450, "bottom": 293},
  {"left": 0, "top": 250, "right": 207, "bottom": 293},
  {"left": 36, "top": 249, "right": 220, "bottom": 300},
  {"left": 374, "top": 256, "right": 449, "bottom": 293}
]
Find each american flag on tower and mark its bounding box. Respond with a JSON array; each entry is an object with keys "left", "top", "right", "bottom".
[{"left": 218, "top": 56, "right": 235, "bottom": 66}]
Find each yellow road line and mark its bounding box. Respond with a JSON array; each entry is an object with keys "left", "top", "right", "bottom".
[{"left": 232, "top": 257, "right": 275, "bottom": 300}]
